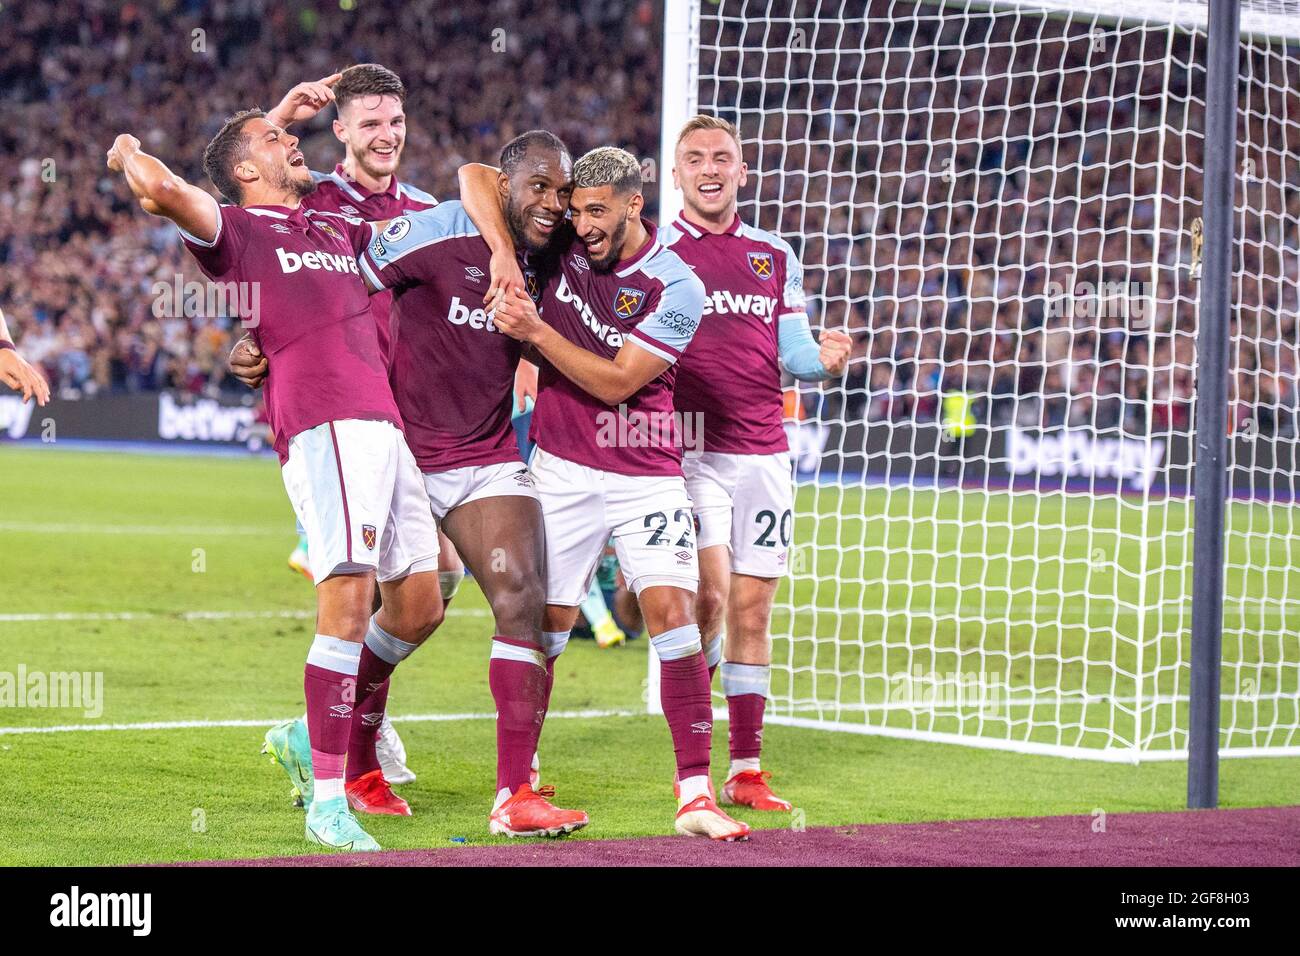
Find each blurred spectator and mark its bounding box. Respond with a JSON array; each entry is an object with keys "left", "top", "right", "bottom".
[
  {"left": 0, "top": 0, "right": 660, "bottom": 399},
  {"left": 4, "top": 0, "right": 1298, "bottom": 444}
]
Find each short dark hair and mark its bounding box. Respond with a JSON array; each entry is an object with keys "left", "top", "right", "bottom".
[
  {"left": 499, "top": 130, "right": 571, "bottom": 177},
  {"left": 202, "top": 108, "right": 266, "bottom": 205},
  {"left": 335, "top": 63, "right": 406, "bottom": 114}
]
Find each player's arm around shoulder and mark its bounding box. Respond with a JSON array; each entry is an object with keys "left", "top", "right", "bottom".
[
  {"left": 359, "top": 202, "right": 467, "bottom": 293},
  {"left": 457, "top": 162, "right": 525, "bottom": 308},
  {"left": 105, "top": 134, "right": 220, "bottom": 243}
]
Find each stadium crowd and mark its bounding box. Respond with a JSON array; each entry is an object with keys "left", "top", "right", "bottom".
[
  {"left": 4, "top": 0, "right": 1299, "bottom": 439},
  {"left": 0, "top": 0, "right": 659, "bottom": 399}
]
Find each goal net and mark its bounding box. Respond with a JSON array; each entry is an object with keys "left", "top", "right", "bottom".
[{"left": 659, "top": 0, "right": 1300, "bottom": 760}]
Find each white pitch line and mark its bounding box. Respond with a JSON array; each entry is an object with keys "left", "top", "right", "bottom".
[
  {"left": 0, "top": 708, "right": 641, "bottom": 736},
  {"left": 0, "top": 607, "right": 492, "bottom": 624},
  {"left": 0, "top": 521, "right": 282, "bottom": 536}
]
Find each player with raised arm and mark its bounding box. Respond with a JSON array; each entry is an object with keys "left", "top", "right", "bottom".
[
  {"left": 0, "top": 307, "right": 51, "bottom": 407},
  {"left": 240, "top": 64, "right": 450, "bottom": 803},
  {"left": 469, "top": 147, "right": 750, "bottom": 841},
  {"left": 663, "top": 115, "right": 851, "bottom": 811},
  {"left": 238, "top": 131, "right": 587, "bottom": 837},
  {"left": 106, "top": 113, "right": 444, "bottom": 852}
]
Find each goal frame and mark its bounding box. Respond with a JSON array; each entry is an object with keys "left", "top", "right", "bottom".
[{"left": 652, "top": 0, "right": 1300, "bottom": 786}]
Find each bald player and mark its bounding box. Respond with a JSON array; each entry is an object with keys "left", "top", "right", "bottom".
[
  {"left": 663, "top": 115, "right": 850, "bottom": 811},
  {"left": 469, "top": 147, "right": 750, "bottom": 842}
]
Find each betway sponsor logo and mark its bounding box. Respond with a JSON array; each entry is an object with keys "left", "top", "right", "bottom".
[
  {"left": 555, "top": 273, "right": 624, "bottom": 348},
  {"left": 1007, "top": 427, "right": 1165, "bottom": 490},
  {"left": 158, "top": 392, "right": 256, "bottom": 443},
  {"left": 275, "top": 247, "right": 360, "bottom": 276},
  {"left": 0, "top": 394, "right": 36, "bottom": 438},
  {"left": 702, "top": 289, "right": 778, "bottom": 322},
  {"left": 446, "top": 296, "right": 501, "bottom": 332}
]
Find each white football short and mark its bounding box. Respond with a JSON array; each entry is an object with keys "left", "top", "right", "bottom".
[
  {"left": 530, "top": 446, "right": 698, "bottom": 606},
  {"left": 422, "top": 460, "right": 538, "bottom": 520},
  {"left": 281, "top": 419, "right": 440, "bottom": 584},
  {"left": 683, "top": 450, "right": 794, "bottom": 578}
]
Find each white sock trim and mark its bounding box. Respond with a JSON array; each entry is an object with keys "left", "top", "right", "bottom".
[
  {"left": 314, "top": 778, "right": 344, "bottom": 802},
  {"left": 306, "top": 635, "right": 362, "bottom": 675},
  {"left": 678, "top": 774, "right": 711, "bottom": 805},
  {"left": 490, "top": 639, "right": 546, "bottom": 667},
  {"left": 721, "top": 661, "right": 770, "bottom": 698},
  {"left": 364, "top": 616, "right": 420, "bottom": 665},
  {"left": 703, "top": 637, "right": 723, "bottom": 669},
  {"left": 439, "top": 569, "right": 464, "bottom": 601},
  {"left": 651, "top": 624, "right": 702, "bottom": 662},
  {"left": 729, "top": 757, "right": 761, "bottom": 777},
  {"left": 542, "top": 630, "right": 570, "bottom": 659}
]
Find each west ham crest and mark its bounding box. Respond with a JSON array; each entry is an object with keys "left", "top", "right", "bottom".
[
  {"left": 613, "top": 286, "right": 646, "bottom": 319},
  {"left": 361, "top": 524, "right": 377, "bottom": 550},
  {"left": 523, "top": 269, "right": 540, "bottom": 302},
  {"left": 747, "top": 251, "right": 774, "bottom": 280}
]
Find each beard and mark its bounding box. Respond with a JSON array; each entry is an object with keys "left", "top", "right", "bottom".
[
  {"left": 589, "top": 215, "right": 628, "bottom": 272},
  {"left": 506, "top": 200, "right": 551, "bottom": 255},
  {"left": 271, "top": 163, "right": 317, "bottom": 200}
]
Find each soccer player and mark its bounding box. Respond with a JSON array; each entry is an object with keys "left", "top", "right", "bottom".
[
  {"left": 249, "top": 64, "right": 450, "bottom": 795},
  {"left": 239, "top": 131, "right": 588, "bottom": 837},
  {"left": 662, "top": 115, "right": 851, "bottom": 811},
  {"left": 106, "top": 114, "right": 444, "bottom": 852},
  {"left": 474, "top": 146, "right": 751, "bottom": 841},
  {"left": 0, "top": 307, "right": 51, "bottom": 406}
]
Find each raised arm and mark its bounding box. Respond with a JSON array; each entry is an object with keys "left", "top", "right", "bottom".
[
  {"left": 458, "top": 162, "right": 524, "bottom": 308},
  {"left": 494, "top": 287, "right": 670, "bottom": 406},
  {"left": 265, "top": 73, "right": 342, "bottom": 130},
  {"left": 106, "top": 134, "right": 219, "bottom": 242}
]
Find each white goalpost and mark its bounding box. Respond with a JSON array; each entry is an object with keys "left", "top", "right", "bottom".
[{"left": 655, "top": 0, "right": 1300, "bottom": 762}]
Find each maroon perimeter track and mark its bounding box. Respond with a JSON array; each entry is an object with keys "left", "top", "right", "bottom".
[{"left": 196, "top": 805, "right": 1297, "bottom": 867}]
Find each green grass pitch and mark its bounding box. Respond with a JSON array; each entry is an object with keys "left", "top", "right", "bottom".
[{"left": 0, "top": 445, "right": 1295, "bottom": 865}]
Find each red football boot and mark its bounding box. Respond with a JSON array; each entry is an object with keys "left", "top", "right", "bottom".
[
  {"left": 345, "top": 769, "right": 412, "bottom": 816},
  {"left": 721, "top": 770, "right": 793, "bottom": 812},
  {"left": 489, "top": 784, "right": 589, "bottom": 838},
  {"left": 675, "top": 795, "right": 750, "bottom": 841}
]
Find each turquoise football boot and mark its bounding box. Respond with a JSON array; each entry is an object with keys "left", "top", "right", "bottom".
[
  {"left": 304, "top": 796, "right": 381, "bottom": 852},
  {"left": 262, "top": 717, "right": 314, "bottom": 808}
]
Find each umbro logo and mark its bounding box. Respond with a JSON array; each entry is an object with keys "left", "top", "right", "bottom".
[
  {"left": 572, "top": 254, "right": 589, "bottom": 272},
  {"left": 339, "top": 204, "right": 360, "bottom": 216},
  {"left": 361, "top": 713, "right": 383, "bottom": 726},
  {"left": 513, "top": 471, "right": 535, "bottom": 487},
  {"left": 270, "top": 223, "right": 292, "bottom": 234},
  {"left": 465, "top": 266, "right": 485, "bottom": 281},
  {"left": 690, "top": 720, "right": 712, "bottom": 734},
  {"left": 676, "top": 550, "right": 692, "bottom": 563},
  {"left": 329, "top": 704, "right": 353, "bottom": 718}
]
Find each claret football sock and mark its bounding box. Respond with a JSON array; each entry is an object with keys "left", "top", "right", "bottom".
[
  {"left": 304, "top": 634, "right": 362, "bottom": 798},
  {"left": 721, "top": 661, "right": 770, "bottom": 768},
  {"left": 347, "top": 617, "right": 420, "bottom": 782},
  {"left": 651, "top": 624, "right": 713, "bottom": 782},
  {"left": 489, "top": 637, "right": 548, "bottom": 794}
]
